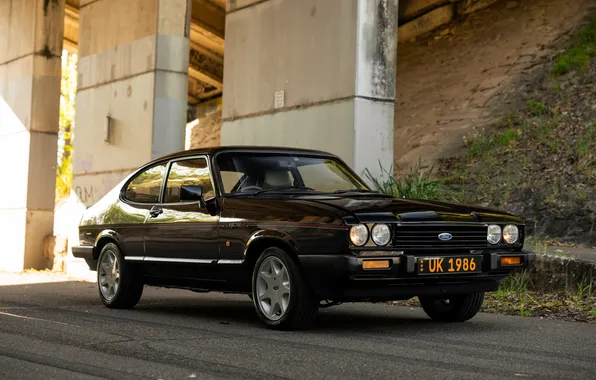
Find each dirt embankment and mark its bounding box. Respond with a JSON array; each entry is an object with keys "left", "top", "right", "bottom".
[{"left": 394, "top": 0, "right": 595, "bottom": 170}]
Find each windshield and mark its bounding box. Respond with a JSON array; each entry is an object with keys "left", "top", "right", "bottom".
[{"left": 216, "top": 152, "right": 371, "bottom": 195}]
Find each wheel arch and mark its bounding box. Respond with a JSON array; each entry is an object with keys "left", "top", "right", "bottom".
[
  {"left": 244, "top": 230, "right": 299, "bottom": 269},
  {"left": 93, "top": 230, "right": 123, "bottom": 260}
]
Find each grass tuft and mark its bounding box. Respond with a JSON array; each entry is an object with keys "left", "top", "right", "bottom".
[
  {"left": 552, "top": 13, "right": 596, "bottom": 76},
  {"left": 363, "top": 160, "right": 456, "bottom": 201}
]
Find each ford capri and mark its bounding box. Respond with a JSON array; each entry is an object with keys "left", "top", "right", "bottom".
[{"left": 73, "top": 147, "right": 532, "bottom": 330}]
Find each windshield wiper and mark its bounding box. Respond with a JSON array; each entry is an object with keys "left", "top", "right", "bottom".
[
  {"left": 252, "top": 186, "right": 316, "bottom": 195},
  {"left": 332, "top": 189, "right": 376, "bottom": 194}
]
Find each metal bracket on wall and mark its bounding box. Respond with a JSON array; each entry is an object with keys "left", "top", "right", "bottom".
[{"left": 105, "top": 116, "right": 114, "bottom": 144}]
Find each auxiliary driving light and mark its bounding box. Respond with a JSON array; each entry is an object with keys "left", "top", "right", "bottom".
[
  {"left": 487, "top": 225, "right": 502, "bottom": 245},
  {"left": 503, "top": 224, "right": 519, "bottom": 244},
  {"left": 349, "top": 224, "right": 369, "bottom": 246},
  {"left": 371, "top": 224, "right": 391, "bottom": 246}
]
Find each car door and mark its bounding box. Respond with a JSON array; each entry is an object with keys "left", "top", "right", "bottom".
[
  {"left": 118, "top": 162, "right": 168, "bottom": 259},
  {"left": 143, "top": 156, "right": 219, "bottom": 276}
]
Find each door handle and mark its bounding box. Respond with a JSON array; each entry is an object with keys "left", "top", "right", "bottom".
[{"left": 149, "top": 207, "right": 163, "bottom": 218}]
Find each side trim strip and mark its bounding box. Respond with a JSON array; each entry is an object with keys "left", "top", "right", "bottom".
[
  {"left": 144, "top": 257, "right": 215, "bottom": 264},
  {"left": 124, "top": 257, "right": 245, "bottom": 264},
  {"left": 217, "top": 259, "right": 244, "bottom": 264},
  {"left": 125, "top": 256, "right": 145, "bottom": 261}
]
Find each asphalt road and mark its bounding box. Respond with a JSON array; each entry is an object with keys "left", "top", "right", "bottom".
[{"left": 0, "top": 281, "right": 594, "bottom": 380}]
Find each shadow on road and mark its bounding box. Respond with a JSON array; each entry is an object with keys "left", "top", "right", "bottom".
[{"left": 0, "top": 281, "right": 512, "bottom": 334}]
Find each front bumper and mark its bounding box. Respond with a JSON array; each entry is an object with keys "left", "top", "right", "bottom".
[{"left": 299, "top": 251, "right": 533, "bottom": 301}]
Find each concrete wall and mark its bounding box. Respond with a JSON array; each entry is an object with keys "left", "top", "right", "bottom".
[
  {"left": 221, "top": 0, "right": 398, "bottom": 180},
  {"left": 73, "top": 0, "right": 191, "bottom": 206},
  {"left": 0, "top": 0, "right": 64, "bottom": 271}
]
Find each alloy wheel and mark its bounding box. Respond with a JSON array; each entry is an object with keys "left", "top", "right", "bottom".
[
  {"left": 256, "top": 256, "right": 291, "bottom": 321},
  {"left": 98, "top": 250, "right": 120, "bottom": 301}
]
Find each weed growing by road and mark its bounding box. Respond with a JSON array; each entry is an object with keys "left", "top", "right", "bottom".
[{"left": 363, "top": 160, "right": 456, "bottom": 201}]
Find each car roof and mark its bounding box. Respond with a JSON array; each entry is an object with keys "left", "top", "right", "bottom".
[{"left": 148, "top": 146, "right": 338, "bottom": 165}]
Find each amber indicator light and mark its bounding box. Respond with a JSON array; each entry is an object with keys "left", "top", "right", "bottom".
[
  {"left": 501, "top": 256, "right": 521, "bottom": 265},
  {"left": 362, "top": 260, "right": 390, "bottom": 270}
]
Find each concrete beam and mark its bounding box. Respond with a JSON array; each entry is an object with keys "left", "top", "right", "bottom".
[
  {"left": 192, "top": 0, "right": 226, "bottom": 39},
  {"left": 73, "top": 0, "right": 191, "bottom": 207},
  {"left": 63, "top": 0, "right": 224, "bottom": 103},
  {"left": 0, "top": 0, "right": 64, "bottom": 271},
  {"left": 64, "top": 4, "right": 79, "bottom": 53},
  {"left": 221, "top": 0, "right": 398, "bottom": 180}
]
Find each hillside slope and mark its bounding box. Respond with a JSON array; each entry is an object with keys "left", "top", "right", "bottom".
[
  {"left": 439, "top": 13, "right": 596, "bottom": 245},
  {"left": 394, "top": 0, "right": 595, "bottom": 170}
]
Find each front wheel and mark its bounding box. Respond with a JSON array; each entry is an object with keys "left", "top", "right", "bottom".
[
  {"left": 419, "top": 292, "right": 485, "bottom": 322},
  {"left": 252, "top": 247, "right": 318, "bottom": 330},
  {"left": 97, "top": 243, "right": 144, "bottom": 309}
]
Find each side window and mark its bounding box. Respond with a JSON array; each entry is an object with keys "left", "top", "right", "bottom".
[
  {"left": 124, "top": 164, "right": 167, "bottom": 203},
  {"left": 164, "top": 158, "right": 215, "bottom": 203}
]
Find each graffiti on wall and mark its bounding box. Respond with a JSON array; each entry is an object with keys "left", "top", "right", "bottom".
[{"left": 74, "top": 185, "right": 94, "bottom": 205}]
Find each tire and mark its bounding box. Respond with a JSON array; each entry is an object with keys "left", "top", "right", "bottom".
[
  {"left": 419, "top": 292, "right": 485, "bottom": 322},
  {"left": 251, "top": 247, "right": 318, "bottom": 330},
  {"left": 97, "top": 243, "right": 144, "bottom": 309}
]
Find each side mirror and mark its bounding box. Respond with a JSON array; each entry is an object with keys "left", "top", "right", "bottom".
[{"left": 180, "top": 185, "right": 204, "bottom": 204}]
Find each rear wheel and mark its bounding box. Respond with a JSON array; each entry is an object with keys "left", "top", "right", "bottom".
[
  {"left": 97, "top": 243, "right": 143, "bottom": 309},
  {"left": 419, "top": 292, "right": 485, "bottom": 322},
  {"left": 252, "top": 247, "right": 318, "bottom": 330}
]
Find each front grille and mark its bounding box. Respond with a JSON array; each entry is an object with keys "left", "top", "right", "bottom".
[{"left": 393, "top": 224, "right": 488, "bottom": 250}]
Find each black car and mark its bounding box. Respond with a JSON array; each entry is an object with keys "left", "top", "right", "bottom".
[{"left": 73, "top": 146, "right": 531, "bottom": 329}]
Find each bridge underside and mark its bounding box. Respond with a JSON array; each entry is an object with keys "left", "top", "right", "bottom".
[
  {"left": 64, "top": 0, "right": 225, "bottom": 107},
  {"left": 0, "top": 0, "right": 511, "bottom": 271}
]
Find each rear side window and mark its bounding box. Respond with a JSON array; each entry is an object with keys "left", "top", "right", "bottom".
[
  {"left": 164, "top": 158, "right": 215, "bottom": 203},
  {"left": 124, "top": 164, "right": 167, "bottom": 203}
]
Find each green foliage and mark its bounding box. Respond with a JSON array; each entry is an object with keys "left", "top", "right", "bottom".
[
  {"left": 551, "top": 13, "right": 596, "bottom": 76},
  {"left": 363, "top": 161, "right": 455, "bottom": 201},
  {"left": 577, "top": 122, "right": 595, "bottom": 159},
  {"left": 499, "top": 270, "right": 531, "bottom": 293},
  {"left": 527, "top": 99, "right": 547, "bottom": 116},
  {"left": 56, "top": 50, "right": 78, "bottom": 201}
]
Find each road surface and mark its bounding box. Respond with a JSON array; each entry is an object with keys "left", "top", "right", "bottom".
[{"left": 0, "top": 280, "right": 594, "bottom": 380}]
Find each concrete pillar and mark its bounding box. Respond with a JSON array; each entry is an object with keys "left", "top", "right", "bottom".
[
  {"left": 73, "top": 0, "right": 191, "bottom": 206},
  {"left": 0, "top": 0, "right": 64, "bottom": 271},
  {"left": 221, "top": 0, "right": 398, "bottom": 180}
]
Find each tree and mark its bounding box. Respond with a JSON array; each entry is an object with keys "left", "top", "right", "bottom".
[{"left": 56, "top": 50, "right": 78, "bottom": 202}]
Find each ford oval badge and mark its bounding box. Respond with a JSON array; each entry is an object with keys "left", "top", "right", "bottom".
[{"left": 438, "top": 232, "right": 453, "bottom": 241}]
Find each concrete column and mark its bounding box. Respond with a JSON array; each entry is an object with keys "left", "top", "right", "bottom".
[
  {"left": 221, "top": 0, "right": 398, "bottom": 180},
  {"left": 73, "top": 0, "right": 191, "bottom": 207},
  {"left": 0, "top": 0, "right": 64, "bottom": 271}
]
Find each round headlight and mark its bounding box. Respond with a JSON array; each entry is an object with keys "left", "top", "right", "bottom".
[
  {"left": 503, "top": 225, "right": 519, "bottom": 244},
  {"left": 349, "top": 224, "right": 369, "bottom": 246},
  {"left": 371, "top": 224, "right": 391, "bottom": 246},
  {"left": 487, "top": 225, "right": 502, "bottom": 245}
]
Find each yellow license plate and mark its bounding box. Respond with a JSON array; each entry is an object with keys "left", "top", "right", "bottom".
[{"left": 418, "top": 256, "right": 481, "bottom": 275}]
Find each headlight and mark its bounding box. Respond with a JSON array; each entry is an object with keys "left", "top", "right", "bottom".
[
  {"left": 371, "top": 224, "right": 391, "bottom": 246},
  {"left": 503, "top": 225, "right": 519, "bottom": 244},
  {"left": 487, "top": 225, "right": 502, "bottom": 244},
  {"left": 349, "top": 224, "right": 369, "bottom": 246}
]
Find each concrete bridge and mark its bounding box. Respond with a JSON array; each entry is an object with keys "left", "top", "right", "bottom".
[{"left": 0, "top": 0, "right": 525, "bottom": 271}]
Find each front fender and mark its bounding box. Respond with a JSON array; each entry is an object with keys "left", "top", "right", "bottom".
[{"left": 244, "top": 229, "right": 299, "bottom": 258}]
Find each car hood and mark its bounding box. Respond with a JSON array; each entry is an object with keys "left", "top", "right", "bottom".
[{"left": 297, "top": 195, "right": 522, "bottom": 224}]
